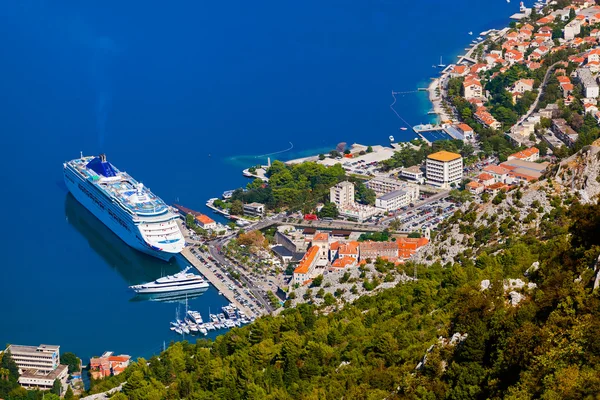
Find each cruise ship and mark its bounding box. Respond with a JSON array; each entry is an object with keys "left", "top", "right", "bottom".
[
  {"left": 129, "top": 267, "right": 209, "bottom": 294},
  {"left": 63, "top": 153, "right": 184, "bottom": 261}
]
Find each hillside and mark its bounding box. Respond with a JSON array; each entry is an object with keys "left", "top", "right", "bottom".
[
  {"left": 555, "top": 140, "right": 600, "bottom": 204},
  {"left": 66, "top": 195, "right": 600, "bottom": 399}
]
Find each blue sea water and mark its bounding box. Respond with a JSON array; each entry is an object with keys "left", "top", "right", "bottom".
[{"left": 0, "top": 0, "right": 523, "bottom": 361}]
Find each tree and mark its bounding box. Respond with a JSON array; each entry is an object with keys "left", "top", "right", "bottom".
[
  {"left": 0, "top": 351, "right": 18, "bottom": 381},
  {"left": 355, "top": 182, "right": 376, "bottom": 205},
  {"left": 51, "top": 378, "right": 62, "bottom": 396},
  {"left": 408, "top": 232, "right": 422, "bottom": 238},
  {"left": 318, "top": 154, "right": 325, "bottom": 160},
  {"left": 389, "top": 218, "right": 402, "bottom": 231},
  {"left": 60, "top": 352, "right": 80, "bottom": 375},
  {"left": 366, "top": 146, "right": 373, "bottom": 153},
  {"left": 318, "top": 202, "right": 339, "bottom": 219},
  {"left": 230, "top": 200, "right": 244, "bottom": 216},
  {"left": 64, "top": 385, "right": 74, "bottom": 400},
  {"left": 537, "top": 140, "right": 548, "bottom": 156},
  {"left": 311, "top": 275, "right": 323, "bottom": 287}
]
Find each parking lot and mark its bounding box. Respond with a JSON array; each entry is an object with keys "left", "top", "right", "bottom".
[
  {"left": 189, "top": 247, "right": 266, "bottom": 316},
  {"left": 395, "top": 199, "right": 459, "bottom": 233}
]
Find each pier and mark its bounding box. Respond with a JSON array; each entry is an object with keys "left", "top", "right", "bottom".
[{"left": 180, "top": 247, "right": 257, "bottom": 318}]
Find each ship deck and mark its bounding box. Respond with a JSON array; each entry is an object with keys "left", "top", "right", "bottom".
[{"left": 68, "top": 157, "right": 168, "bottom": 216}]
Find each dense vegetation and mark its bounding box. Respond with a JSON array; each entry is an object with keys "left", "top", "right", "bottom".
[
  {"left": 229, "top": 160, "right": 376, "bottom": 213},
  {"left": 75, "top": 200, "right": 600, "bottom": 399}
]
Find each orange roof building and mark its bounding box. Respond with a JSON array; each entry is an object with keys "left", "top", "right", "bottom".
[
  {"left": 359, "top": 241, "right": 398, "bottom": 261},
  {"left": 312, "top": 232, "right": 330, "bottom": 260},
  {"left": 467, "top": 181, "right": 484, "bottom": 194},
  {"left": 331, "top": 256, "right": 357, "bottom": 269},
  {"left": 427, "top": 151, "right": 461, "bottom": 162},
  {"left": 293, "top": 246, "right": 321, "bottom": 286},
  {"left": 338, "top": 241, "right": 360, "bottom": 259},
  {"left": 195, "top": 214, "right": 216, "bottom": 228},
  {"left": 397, "top": 237, "right": 429, "bottom": 259},
  {"left": 90, "top": 353, "right": 131, "bottom": 380},
  {"left": 508, "top": 147, "right": 539, "bottom": 162}
]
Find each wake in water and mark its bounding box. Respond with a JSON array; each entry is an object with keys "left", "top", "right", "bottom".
[
  {"left": 254, "top": 142, "right": 294, "bottom": 158},
  {"left": 390, "top": 90, "right": 414, "bottom": 129}
]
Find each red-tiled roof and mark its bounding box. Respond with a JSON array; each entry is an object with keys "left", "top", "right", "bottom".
[
  {"left": 195, "top": 214, "right": 215, "bottom": 225},
  {"left": 332, "top": 256, "right": 356, "bottom": 268},
  {"left": 294, "top": 246, "right": 319, "bottom": 274},
  {"left": 477, "top": 173, "right": 495, "bottom": 181},
  {"left": 339, "top": 241, "right": 359, "bottom": 255},
  {"left": 313, "top": 232, "right": 329, "bottom": 242},
  {"left": 508, "top": 147, "right": 539, "bottom": 159}
]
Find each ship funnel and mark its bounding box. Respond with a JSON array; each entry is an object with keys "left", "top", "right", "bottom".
[{"left": 100, "top": 153, "right": 107, "bottom": 163}]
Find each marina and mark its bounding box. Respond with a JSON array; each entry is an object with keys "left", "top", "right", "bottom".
[{"left": 169, "top": 304, "right": 252, "bottom": 336}]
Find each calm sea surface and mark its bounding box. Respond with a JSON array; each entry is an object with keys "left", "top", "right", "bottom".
[{"left": 0, "top": 0, "right": 522, "bottom": 361}]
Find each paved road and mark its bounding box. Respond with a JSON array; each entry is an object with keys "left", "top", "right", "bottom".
[
  {"left": 517, "top": 61, "right": 562, "bottom": 126},
  {"left": 81, "top": 383, "right": 125, "bottom": 400}
]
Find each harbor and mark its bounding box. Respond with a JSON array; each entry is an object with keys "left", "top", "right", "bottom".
[{"left": 180, "top": 247, "right": 258, "bottom": 319}]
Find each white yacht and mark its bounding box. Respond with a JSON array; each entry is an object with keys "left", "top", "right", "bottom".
[
  {"left": 130, "top": 267, "right": 209, "bottom": 294},
  {"left": 186, "top": 310, "right": 204, "bottom": 325}
]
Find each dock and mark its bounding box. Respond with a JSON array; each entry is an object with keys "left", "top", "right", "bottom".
[{"left": 180, "top": 247, "right": 257, "bottom": 318}]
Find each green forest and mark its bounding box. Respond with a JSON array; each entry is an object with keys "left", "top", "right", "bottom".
[
  {"left": 23, "top": 201, "right": 593, "bottom": 399},
  {"left": 229, "top": 160, "right": 375, "bottom": 214}
]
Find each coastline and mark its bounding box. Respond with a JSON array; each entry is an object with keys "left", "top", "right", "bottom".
[{"left": 426, "top": 24, "right": 510, "bottom": 124}]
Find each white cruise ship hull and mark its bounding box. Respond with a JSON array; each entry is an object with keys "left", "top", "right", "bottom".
[
  {"left": 64, "top": 164, "right": 183, "bottom": 261},
  {"left": 131, "top": 282, "right": 210, "bottom": 294}
]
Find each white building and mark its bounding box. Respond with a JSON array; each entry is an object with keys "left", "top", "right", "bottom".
[
  {"left": 426, "top": 151, "right": 463, "bottom": 189},
  {"left": 463, "top": 78, "right": 483, "bottom": 100},
  {"left": 8, "top": 344, "right": 60, "bottom": 373},
  {"left": 243, "top": 202, "right": 265, "bottom": 217},
  {"left": 338, "top": 203, "right": 381, "bottom": 222},
  {"left": 6, "top": 344, "right": 68, "bottom": 392},
  {"left": 366, "top": 176, "right": 419, "bottom": 195},
  {"left": 399, "top": 166, "right": 425, "bottom": 183},
  {"left": 564, "top": 19, "right": 582, "bottom": 41},
  {"left": 577, "top": 68, "right": 599, "bottom": 98},
  {"left": 330, "top": 181, "right": 355, "bottom": 208},
  {"left": 376, "top": 189, "right": 414, "bottom": 211},
  {"left": 330, "top": 181, "right": 381, "bottom": 222}
]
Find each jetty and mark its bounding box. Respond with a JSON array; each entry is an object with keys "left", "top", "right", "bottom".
[{"left": 180, "top": 247, "right": 257, "bottom": 318}]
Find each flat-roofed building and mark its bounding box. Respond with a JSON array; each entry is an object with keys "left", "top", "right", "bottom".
[
  {"left": 376, "top": 189, "right": 413, "bottom": 211},
  {"left": 330, "top": 181, "right": 355, "bottom": 207},
  {"left": 426, "top": 151, "right": 463, "bottom": 189},
  {"left": 365, "top": 176, "right": 405, "bottom": 195},
  {"left": 576, "top": 67, "right": 599, "bottom": 98},
  {"left": 8, "top": 344, "right": 60, "bottom": 374},
  {"left": 551, "top": 119, "right": 579, "bottom": 147},
  {"left": 243, "top": 202, "right": 265, "bottom": 217},
  {"left": 6, "top": 344, "right": 68, "bottom": 392},
  {"left": 399, "top": 166, "right": 425, "bottom": 183},
  {"left": 19, "top": 365, "right": 68, "bottom": 391},
  {"left": 500, "top": 159, "right": 549, "bottom": 183}
]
